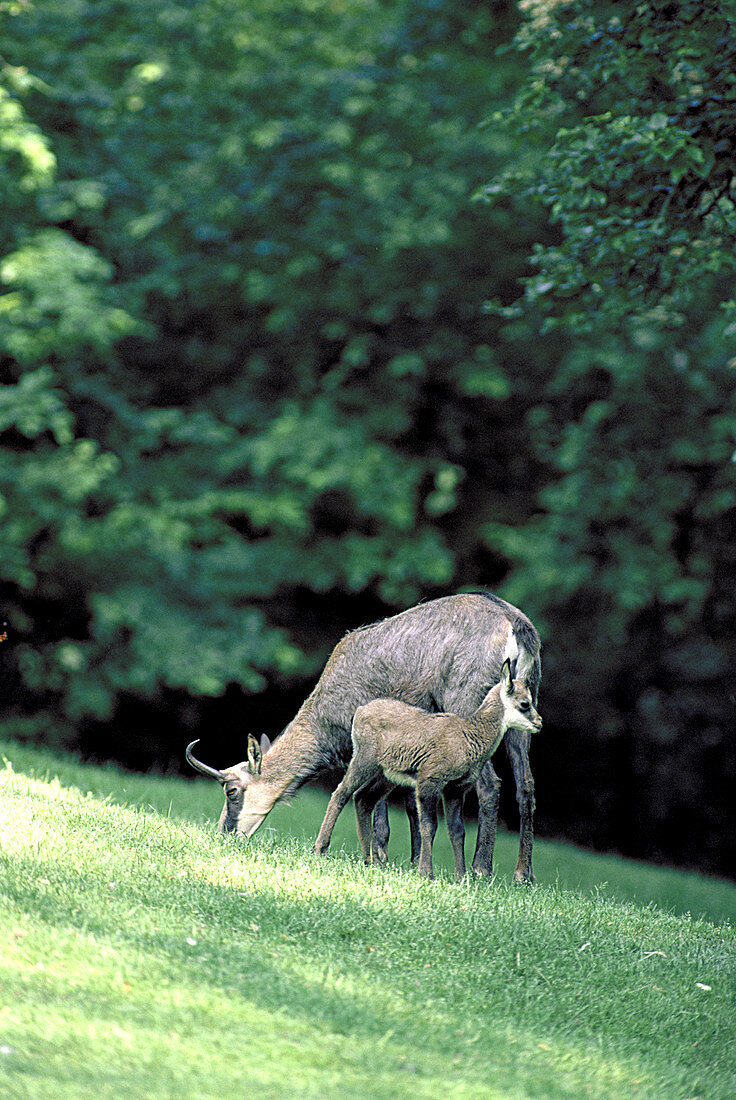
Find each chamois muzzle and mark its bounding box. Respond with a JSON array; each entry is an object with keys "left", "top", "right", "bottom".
[{"left": 185, "top": 739, "right": 225, "bottom": 783}]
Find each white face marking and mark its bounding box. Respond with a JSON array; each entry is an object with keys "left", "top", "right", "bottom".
[
  {"left": 234, "top": 777, "right": 280, "bottom": 836},
  {"left": 236, "top": 812, "right": 268, "bottom": 838},
  {"left": 500, "top": 679, "right": 542, "bottom": 735},
  {"left": 217, "top": 758, "right": 280, "bottom": 837},
  {"left": 500, "top": 708, "right": 539, "bottom": 735}
]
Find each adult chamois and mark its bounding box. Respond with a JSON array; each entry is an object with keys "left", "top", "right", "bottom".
[
  {"left": 315, "top": 658, "right": 542, "bottom": 878},
  {"left": 186, "top": 591, "right": 542, "bottom": 881}
]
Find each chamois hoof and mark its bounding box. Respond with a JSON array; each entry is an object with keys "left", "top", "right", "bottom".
[{"left": 513, "top": 868, "right": 536, "bottom": 885}]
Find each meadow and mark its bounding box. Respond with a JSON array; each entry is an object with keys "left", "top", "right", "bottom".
[{"left": 1, "top": 738, "right": 734, "bottom": 1100}]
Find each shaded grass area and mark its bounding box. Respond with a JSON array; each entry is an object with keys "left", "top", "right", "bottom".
[{"left": 0, "top": 740, "right": 735, "bottom": 1099}]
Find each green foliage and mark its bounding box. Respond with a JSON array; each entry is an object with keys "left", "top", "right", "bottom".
[
  {"left": 476, "top": 0, "right": 736, "bottom": 874},
  {"left": 0, "top": 70, "right": 54, "bottom": 251},
  {"left": 483, "top": 0, "right": 736, "bottom": 330},
  {"left": 0, "top": 229, "right": 139, "bottom": 362},
  {"left": 489, "top": 322, "right": 736, "bottom": 648},
  {"left": 1, "top": 748, "right": 735, "bottom": 1099},
  {"left": 1, "top": 0, "right": 734, "bottom": 876},
  {"left": 1, "top": 0, "right": 542, "bottom": 733}
]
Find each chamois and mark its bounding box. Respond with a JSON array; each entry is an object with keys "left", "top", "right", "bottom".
[
  {"left": 186, "top": 591, "right": 542, "bottom": 881},
  {"left": 315, "top": 659, "right": 542, "bottom": 879}
]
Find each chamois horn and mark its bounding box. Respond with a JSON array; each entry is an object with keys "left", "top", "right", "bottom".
[{"left": 185, "top": 739, "right": 225, "bottom": 782}]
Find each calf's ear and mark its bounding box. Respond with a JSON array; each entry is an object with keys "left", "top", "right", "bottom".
[{"left": 499, "top": 658, "right": 513, "bottom": 693}]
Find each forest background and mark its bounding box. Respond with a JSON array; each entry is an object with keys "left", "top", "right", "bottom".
[{"left": 1, "top": 0, "right": 734, "bottom": 877}]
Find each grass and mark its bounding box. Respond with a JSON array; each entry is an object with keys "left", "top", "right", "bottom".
[{"left": 0, "top": 739, "right": 734, "bottom": 1100}]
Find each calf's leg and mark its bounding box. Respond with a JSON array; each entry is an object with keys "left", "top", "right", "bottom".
[
  {"left": 315, "top": 757, "right": 378, "bottom": 856},
  {"left": 371, "top": 798, "right": 390, "bottom": 864},
  {"left": 405, "top": 787, "right": 421, "bottom": 863},
  {"left": 442, "top": 783, "right": 467, "bottom": 878},
  {"left": 415, "top": 784, "right": 440, "bottom": 879},
  {"left": 355, "top": 777, "right": 394, "bottom": 864},
  {"left": 371, "top": 781, "right": 421, "bottom": 865}
]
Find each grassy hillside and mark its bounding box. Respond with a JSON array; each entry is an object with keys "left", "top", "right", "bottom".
[{"left": 1, "top": 739, "right": 734, "bottom": 1100}]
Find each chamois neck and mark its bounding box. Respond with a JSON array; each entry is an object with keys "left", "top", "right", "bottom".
[
  {"left": 475, "top": 685, "right": 503, "bottom": 719},
  {"left": 260, "top": 709, "right": 337, "bottom": 798},
  {"left": 455, "top": 688, "right": 504, "bottom": 755},
  {"left": 456, "top": 691, "right": 502, "bottom": 755}
]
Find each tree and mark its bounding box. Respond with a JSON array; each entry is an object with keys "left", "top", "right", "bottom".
[
  {"left": 0, "top": 46, "right": 143, "bottom": 738},
  {"left": 482, "top": 0, "right": 736, "bottom": 331},
  {"left": 2, "top": 0, "right": 547, "bottom": 758},
  {"left": 479, "top": 0, "right": 736, "bottom": 873}
]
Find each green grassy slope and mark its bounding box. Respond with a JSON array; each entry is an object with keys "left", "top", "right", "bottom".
[
  {"left": 5, "top": 739, "right": 734, "bottom": 925},
  {"left": 1, "top": 740, "right": 734, "bottom": 1100}
]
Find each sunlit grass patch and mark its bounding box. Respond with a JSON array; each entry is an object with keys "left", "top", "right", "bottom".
[{"left": 1, "top": 744, "right": 735, "bottom": 1099}]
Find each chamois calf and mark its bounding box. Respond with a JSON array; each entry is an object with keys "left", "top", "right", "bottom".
[{"left": 315, "top": 658, "right": 542, "bottom": 879}]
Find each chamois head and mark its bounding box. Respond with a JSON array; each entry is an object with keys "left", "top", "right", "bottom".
[
  {"left": 185, "top": 735, "right": 273, "bottom": 837},
  {"left": 497, "top": 658, "right": 543, "bottom": 734}
]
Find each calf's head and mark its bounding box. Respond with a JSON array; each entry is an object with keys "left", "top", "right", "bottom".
[
  {"left": 185, "top": 735, "right": 273, "bottom": 837},
  {"left": 498, "top": 658, "right": 543, "bottom": 735}
]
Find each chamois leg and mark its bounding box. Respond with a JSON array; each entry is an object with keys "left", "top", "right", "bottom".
[
  {"left": 440, "top": 682, "right": 499, "bottom": 878},
  {"left": 371, "top": 788, "right": 419, "bottom": 865},
  {"left": 415, "top": 784, "right": 440, "bottom": 879},
  {"left": 355, "top": 778, "right": 393, "bottom": 865},
  {"left": 404, "top": 787, "right": 421, "bottom": 863},
  {"left": 315, "top": 759, "right": 377, "bottom": 856},
  {"left": 371, "top": 797, "right": 390, "bottom": 864},
  {"left": 442, "top": 783, "right": 467, "bottom": 878},
  {"left": 505, "top": 728, "right": 536, "bottom": 884},
  {"left": 471, "top": 761, "right": 502, "bottom": 878}
]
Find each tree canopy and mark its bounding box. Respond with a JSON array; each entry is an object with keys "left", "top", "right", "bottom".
[
  {"left": 1, "top": 0, "right": 539, "bottom": 723},
  {"left": 1, "top": 0, "right": 734, "bottom": 873},
  {"left": 483, "top": 0, "right": 736, "bottom": 332},
  {"left": 480, "top": 0, "right": 736, "bottom": 870}
]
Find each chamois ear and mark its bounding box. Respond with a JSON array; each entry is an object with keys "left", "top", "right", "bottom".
[
  {"left": 260, "top": 733, "right": 272, "bottom": 756},
  {"left": 247, "top": 734, "right": 263, "bottom": 775},
  {"left": 499, "top": 658, "right": 513, "bottom": 693}
]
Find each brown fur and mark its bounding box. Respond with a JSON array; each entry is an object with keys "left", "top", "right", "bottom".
[
  {"left": 186, "top": 592, "right": 542, "bottom": 880},
  {"left": 315, "top": 661, "right": 542, "bottom": 878}
]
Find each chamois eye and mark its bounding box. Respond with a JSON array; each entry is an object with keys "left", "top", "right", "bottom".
[
  {"left": 518, "top": 701, "right": 531, "bottom": 712},
  {"left": 225, "top": 786, "right": 239, "bottom": 800}
]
